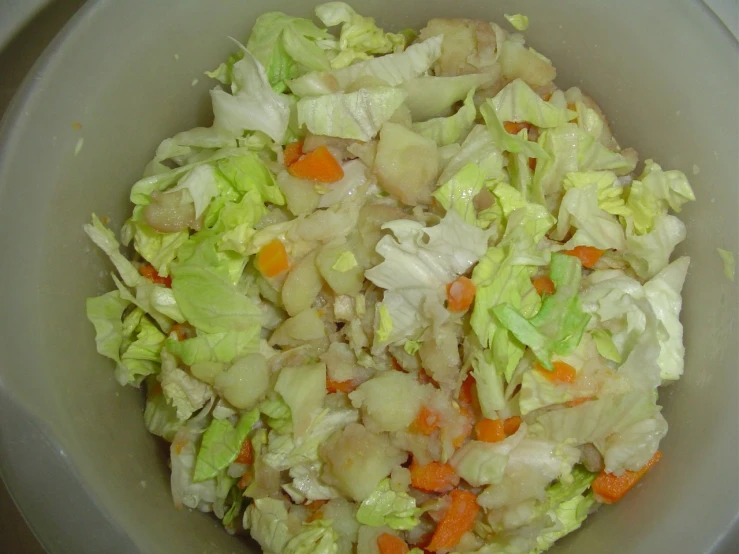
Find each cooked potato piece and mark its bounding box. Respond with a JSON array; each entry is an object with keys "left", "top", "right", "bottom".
[
  {"left": 500, "top": 40, "right": 557, "bottom": 87},
  {"left": 349, "top": 371, "right": 428, "bottom": 432},
  {"left": 374, "top": 122, "right": 439, "bottom": 206},
  {"left": 419, "top": 18, "right": 500, "bottom": 77},
  {"left": 214, "top": 354, "right": 269, "bottom": 410},
  {"left": 282, "top": 250, "right": 323, "bottom": 317},
  {"left": 316, "top": 243, "right": 364, "bottom": 296},
  {"left": 143, "top": 189, "right": 196, "bottom": 232},
  {"left": 270, "top": 308, "right": 326, "bottom": 346},
  {"left": 320, "top": 423, "right": 407, "bottom": 501},
  {"left": 277, "top": 170, "right": 321, "bottom": 216}
]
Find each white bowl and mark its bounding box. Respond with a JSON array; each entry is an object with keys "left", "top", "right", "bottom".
[{"left": 0, "top": 1, "right": 736, "bottom": 553}]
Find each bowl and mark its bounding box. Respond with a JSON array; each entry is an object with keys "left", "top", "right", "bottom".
[{"left": 0, "top": 1, "right": 737, "bottom": 553}]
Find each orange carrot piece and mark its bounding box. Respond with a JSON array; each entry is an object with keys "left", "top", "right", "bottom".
[
  {"left": 237, "top": 472, "right": 253, "bottom": 490},
  {"left": 305, "top": 499, "right": 329, "bottom": 522},
  {"left": 452, "top": 405, "right": 474, "bottom": 449},
  {"left": 287, "top": 145, "right": 344, "bottom": 183},
  {"left": 564, "top": 245, "right": 605, "bottom": 269},
  {"left": 532, "top": 276, "right": 556, "bottom": 296},
  {"left": 475, "top": 418, "right": 506, "bottom": 443},
  {"left": 592, "top": 451, "right": 663, "bottom": 504},
  {"left": 326, "top": 376, "right": 356, "bottom": 394},
  {"left": 139, "top": 264, "right": 172, "bottom": 287},
  {"left": 503, "top": 121, "right": 530, "bottom": 135},
  {"left": 377, "top": 533, "right": 410, "bottom": 554},
  {"left": 283, "top": 141, "right": 304, "bottom": 166},
  {"left": 418, "top": 368, "right": 440, "bottom": 388},
  {"left": 537, "top": 361, "right": 577, "bottom": 384},
  {"left": 390, "top": 356, "right": 403, "bottom": 372},
  {"left": 410, "top": 406, "right": 442, "bottom": 436},
  {"left": 528, "top": 157, "right": 537, "bottom": 171},
  {"left": 503, "top": 416, "right": 523, "bottom": 436},
  {"left": 446, "top": 276, "right": 476, "bottom": 312},
  {"left": 458, "top": 374, "right": 476, "bottom": 407},
  {"left": 234, "top": 438, "right": 254, "bottom": 465},
  {"left": 410, "top": 459, "right": 460, "bottom": 493},
  {"left": 427, "top": 490, "right": 480, "bottom": 552},
  {"left": 256, "top": 239, "right": 289, "bottom": 278}
]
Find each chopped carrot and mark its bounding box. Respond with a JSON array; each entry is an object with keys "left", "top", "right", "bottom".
[
  {"left": 410, "top": 406, "right": 442, "bottom": 435},
  {"left": 503, "top": 416, "right": 523, "bottom": 436},
  {"left": 169, "top": 323, "right": 193, "bottom": 341},
  {"left": 475, "top": 418, "right": 506, "bottom": 443},
  {"left": 427, "top": 490, "right": 480, "bottom": 552},
  {"left": 503, "top": 121, "right": 530, "bottom": 135},
  {"left": 390, "top": 356, "right": 403, "bottom": 372},
  {"left": 458, "top": 374, "right": 476, "bottom": 407},
  {"left": 139, "top": 264, "right": 172, "bottom": 287},
  {"left": 287, "top": 145, "right": 344, "bottom": 183},
  {"left": 541, "top": 92, "right": 553, "bottom": 102},
  {"left": 446, "top": 276, "right": 476, "bottom": 312},
  {"left": 377, "top": 533, "right": 410, "bottom": 554},
  {"left": 410, "top": 459, "right": 460, "bottom": 493},
  {"left": 567, "top": 103, "right": 578, "bottom": 123},
  {"left": 528, "top": 157, "right": 537, "bottom": 171},
  {"left": 234, "top": 438, "right": 254, "bottom": 465},
  {"left": 418, "top": 368, "right": 439, "bottom": 388},
  {"left": 237, "top": 472, "right": 253, "bottom": 490},
  {"left": 256, "top": 239, "right": 289, "bottom": 278},
  {"left": 305, "top": 499, "right": 329, "bottom": 523},
  {"left": 564, "top": 245, "right": 605, "bottom": 269},
  {"left": 283, "top": 141, "right": 304, "bottom": 166},
  {"left": 592, "top": 451, "right": 663, "bottom": 504},
  {"left": 537, "top": 361, "right": 577, "bottom": 384},
  {"left": 452, "top": 405, "right": 474, "bottom": 449},
  {"left": 326, "top": 376, "right": 356, "bottom": 394},
  {"left": 532, "top": 275, "right": 556, "bottom": 296}
]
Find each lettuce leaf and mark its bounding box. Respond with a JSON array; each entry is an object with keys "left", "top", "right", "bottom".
[
  {"left": 275, "top": 363, "right": 327, "bottom": 437},
  {"left": 86, "top": 291, "right": 130, "bottom": 363},
  {"left": 211, "top": 48, "right": 291, "bottom": 143},
  {"left": 718, "top": 248, "right": 735, "bottom": 282},
  {"left": 403, "top": 74, "right": 493, "bottom": 121},
  {"left": 116, "top": 314, "right": 166, "bottom": 386},
  {"left": 413, "top": 89, "right": 477, "bottom": 146},
  {"left": 288, "top": 36, "right": 442, "bottom": 97},
  {"left": 356, "top": 478, "right": 422, "bottom": 530},
  {"left": 437, "top": 124, "right": 507, "bottom": 185},
  {"left": 84, "top": 214, "right": 141, "bottom": 287},
  {"left": 492, "top": 79, "right": 573, "bottom": 128},
  {"left": 315, "top": 2, "right": 406, "bottom": 69},
  {"left": 624, "top": 214, "right": 686, "bottom": 280},
  {"left": 193, "top": 409, "right": 260, "bottom": 482},
  {"left": 243, "top": 498, "right": 293, "bottom": 554},
  {"left": 365, "top": 211, "right": 491, "bottom": 345},
  {"left": 481, "top": 100, "right": 550, "bottom": 160},
  {"left": 493, "top": 253, "right": 590, "bottom": 370},
  {"left": 143, "top": 380, "right": 182, "bottom": 441},
  {"left": 554, "top": 182, "right": 626, "bottom": 251},
  {"left": 297, "top": 87, "right": 407, "bottom": 141},
  {"left": 626, "top": 159, "right": 695, "bottom": 235},
  {"left": 432, "top": 163, "right": 486, "bottom": 226},
  {"left": 562, "top": 170, "right": 630, "bottom": 217},
  {"left": 166, "top": 328, "right": 260, "bottom": 365},
  {"left": 159, "top": 350, "right": 214, "bottom": 420}
]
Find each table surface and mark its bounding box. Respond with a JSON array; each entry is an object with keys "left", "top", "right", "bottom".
[{"left": 0, "top": 2, "right": 735, "bottom": 553}]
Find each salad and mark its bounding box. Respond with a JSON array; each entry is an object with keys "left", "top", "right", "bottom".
[{"left": 84, "top": 4, "right": 696, "bottom": 553}]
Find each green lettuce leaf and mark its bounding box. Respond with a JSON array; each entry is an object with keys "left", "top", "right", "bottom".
[
  {"left": 562, "top": 170, "right": 630, "bottom": 217},
  {"left": 356, "top": 478, "right": 422, "bottom": 530},
  {"left": 143, "top": 379, "right": 183, "bottom": 441},
  {"left": 590, "top": 328, "right": 622, "bottom": 363},
  {"left": 624, "top": 214, "right": 686, "bottom": 280},
  {"left": 259, "top": 395, "right": 293, "bottom": 434},
  {"left": 470, "top": 246, "right": 541, "bottom": 381},
  {"left": 86, "top": 291, "right": 130, "bottom": 363},
  {"left": 451, "top": 439, "right": 515, "bottom": 487},
  {"left": 275, "top": 363, "right": 327, "bottom": 437},
  {"left": 626, "top": 159, "right": 695, "bottom": 235},
  {"left": 437, "top": 124, "right": 506, "bottom": 185},
  {"left": 481, "top": 99, "right": 550, "bottom": 160},
  {"left": 288, "top": 36, "right": 442, "bottom": 97},
  {"left": 166, "top": 328, "right": 260, "bottom": 365},
  {"left": 531, "top": 493, "right": 596, "bottom": 554},
  {"left": 403, "top": 73, "right": 493, "bottom": 121},
  {"left": 243, "top": 497, "right": 293, "bottom": 554},
  {"left": 554, "top": 182, "right": 626, "bottom": 251},
  {"left": 413, "top": 89, "right": 477, "bottom": 146},
  {"left": 297, "top": 87, "right": 407, "bottom": 141},
  {"left": 432, "top": 163, "right": 486, "bottom": 226},
  {"left": 211, "top": 48, "right": 291, "bottom": 143},
  {"left": 159, "top": 350, "right": 214, "bottom": 420},
  {"left": 471, "top": 348, "right": 506, "bottom": 417},
  {"left": 505, "top": 14, "right": 530, "bottom": 31},
  {"left": 117, "top": 314, "right": 166, "bottom": 386},
  {"left": 283, "top": 520, "right": 340, "bottom": 554},
  {"left": 493, "top": 253, "right": 590, "bottom": 370},
  {"left": 492, "top": 79, "right": 573, "bottom": 128},
  {"left": 315, "top": 2, "right": 406, "bottom": 69},
  {"left": 193, "top": 409, "right": 260, "bottom": 482},
  {"left": 170, "top": 264, "right": 261, "bottom": 334},
  {"left": 718, "top": 248, "right": 735, "bottom": 282},
  {"left": 84, "top": 214, "right": 141, "bottom": 287}
]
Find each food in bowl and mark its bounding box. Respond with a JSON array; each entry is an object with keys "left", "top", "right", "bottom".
[{"left": 83, "top": 3, "right": 695, "bottom": 552}]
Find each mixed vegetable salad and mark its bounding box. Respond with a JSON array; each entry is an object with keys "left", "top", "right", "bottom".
[{"left": 85, "top": 4, "right": 696, "bottom": 553}]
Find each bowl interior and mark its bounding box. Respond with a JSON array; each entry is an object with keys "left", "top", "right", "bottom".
[{"left": 0, "top": 1, "right": 737, "bottom": 553}]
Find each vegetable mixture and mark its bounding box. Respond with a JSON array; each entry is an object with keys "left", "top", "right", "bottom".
[{"left": 85, "top": 4, "right": 696, "bottom": 553}]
